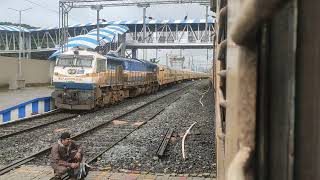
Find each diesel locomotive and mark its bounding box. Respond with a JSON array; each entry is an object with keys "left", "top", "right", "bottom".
[{"left": 52, "top": 49, "right": 207, "bottom": 110}]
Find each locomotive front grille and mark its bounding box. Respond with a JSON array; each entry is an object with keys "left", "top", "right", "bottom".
[{"left": 52, "top": 89, "right": 95, "bottom": 106}]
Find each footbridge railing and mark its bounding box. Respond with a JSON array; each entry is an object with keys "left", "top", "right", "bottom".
[{"left": 0, "top": 19, "right": 215, "bottom": 55}]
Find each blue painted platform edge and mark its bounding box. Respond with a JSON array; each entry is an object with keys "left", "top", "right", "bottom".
[
  {"left": 0, "top": 109, "right": 58, "bottom": 126},
  {"left": 0, "top": 97, "right": 52, "bottom": 114},
  {"left": 0, "top": 96, "right": 56, "bottom": 123}
]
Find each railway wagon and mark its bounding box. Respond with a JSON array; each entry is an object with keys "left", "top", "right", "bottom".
[
  {"left": 157, "top": 65, "right": 208, "bottom": 86},
  {"left": 156, "top": 65, "right": 176, "bottom": 85}
]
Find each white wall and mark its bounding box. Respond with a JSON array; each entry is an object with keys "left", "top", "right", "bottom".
[{"left": 0, "top": 56, "right": 55, "bottom": 87}]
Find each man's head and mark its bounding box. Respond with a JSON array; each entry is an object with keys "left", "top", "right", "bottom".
[{"left": 60, "top": 132, "right": 71, "bottom": 146}]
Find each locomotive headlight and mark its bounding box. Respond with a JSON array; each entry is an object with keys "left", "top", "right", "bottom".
[{"left": 67, "top": 69, "right": 77, "bottom": 74}]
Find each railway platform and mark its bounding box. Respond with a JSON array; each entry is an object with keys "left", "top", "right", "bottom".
[
  {"left": 0, "top": 86, "right": 54, "bottom": 124},
  {"left": 0, "top": 86, "right": 53, "bottom": 111},
  {"left": 0, "top": 165, "right": 215, "bottom": 180}
]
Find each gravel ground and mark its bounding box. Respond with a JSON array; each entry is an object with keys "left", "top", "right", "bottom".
[
  {"left": 94, "top": 79, "right": 216, "bottom": 175},
  {"left": 31, "top": 84, "right": 191, "bottom": 166},
  {"left": 0, "top": 112, "right": 77, "bottom": 137},
  {"left": 0, "top": 82, "right": 191, "bottom": 166}
]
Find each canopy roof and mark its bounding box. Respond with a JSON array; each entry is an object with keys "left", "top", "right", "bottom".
[
  {"left": 49, "top": 24, "right": 129, "bottom": 59},
  {"left": 34, "top": 18, "right": 215, "bottom": 32},
  {"left": 0, "top": 18, "right": 215, "bottom": 32},
  {"left": 0, "top": 25, "right": 31, "bottom": 32}
]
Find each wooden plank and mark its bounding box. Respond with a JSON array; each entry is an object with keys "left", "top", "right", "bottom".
[{"left": 157, "top": 128, "right": 174, "bottom": 157}]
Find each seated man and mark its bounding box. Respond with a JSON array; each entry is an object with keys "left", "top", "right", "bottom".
[{"left": 50, "top": 132, "right": 83, "bottom": 180}]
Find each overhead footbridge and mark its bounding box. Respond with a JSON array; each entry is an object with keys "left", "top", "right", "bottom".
[{"left": 0, "top": 18, "right": 214, "bottom": 58}]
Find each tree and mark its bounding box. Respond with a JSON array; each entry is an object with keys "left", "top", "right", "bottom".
[
  {"left": 0, "top": 22, "right": 37, "bottom": 29},
  {"left": 150, "top": 58, "right": 160, "bottom": 64}
]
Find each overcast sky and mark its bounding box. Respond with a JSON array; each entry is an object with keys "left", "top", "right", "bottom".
[
  {"left": 0, "top": 0, "right": 213, "bottom": 69},
  {"left": 0, "top": 0, "right": 212, "bottom": 27}
]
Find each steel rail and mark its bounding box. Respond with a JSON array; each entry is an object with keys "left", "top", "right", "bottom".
[
  {"left": 0, "top": 114, "right": 79, "bottom": 140},
  {"left": 0, "top": 107, "right": 113, "bottom": 140},
  {"left": 0, "top": 109, "right": 61, "bottom": 128},
  {"left": 61, "top": 88, "right": 187, "bottom": 180},
  {"left": 0, "top": 84, "right": 162, "bottom": 139},
  {"left": 86, "top": 96, "right": 182, "bottom": 164},
  {"left": 0, "top": 82, "right": 194, "bottom": 176}
]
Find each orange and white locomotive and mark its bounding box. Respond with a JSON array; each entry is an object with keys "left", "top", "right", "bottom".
[{"left": 52, "top": 49, "right": 207, "bottom": 110}]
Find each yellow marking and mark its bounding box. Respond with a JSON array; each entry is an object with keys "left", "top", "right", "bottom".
[
  {"left": 95, "top": 171, "right": 109, "bottom": 180},
  {"left": 112, "top": 120, "right": 128, "bottom": 125},
  {"left": 53, "top": 128, "right": 70, "bottom": 133},
  {"left": 55, "top": 72, "right": 99, "bottom": 78},
  {"left": 15, "top": 168, "right": 44, "bottom": 175},
  {"left": 55, "top": 70, "right": 163, "bottom": 83},
  {"left": 128, "top": 173, "right": 140, "bottom": 177},
  {"left": 132, "top": 121, "right": 145, "bottom": 126}
]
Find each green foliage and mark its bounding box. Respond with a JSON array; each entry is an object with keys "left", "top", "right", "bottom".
[
  {"left": 1, "top": 51, "right": 55, "bottom": 60},
  {"left": 150, "top": 58, "right": 160, "bottom": 64},
  {"left": 0, "top": 22, "right": 37, "bottom": 29},
  {"left": 31, "top": 51, "right": 55, "bottom": 60}
]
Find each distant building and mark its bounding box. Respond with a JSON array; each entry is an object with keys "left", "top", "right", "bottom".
[{"left": 169, "top": 55, "right": 185, "bottom": 70}]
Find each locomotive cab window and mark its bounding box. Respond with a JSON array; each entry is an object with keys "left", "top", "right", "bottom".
[
  {"left": 57, "top": 57, "right": 74, "bottom": 67},
  {"left": 107, "top": 60, "right": 121, "bottom": 70},
  {"left": 57, "top": 56, "right": 93, "bottom": 67},
  {"left": 97, "top": 59, "right": 106, "bottom": 72},
  {"left": 76, "top": 57, "right": 93, "bottom": 67}
]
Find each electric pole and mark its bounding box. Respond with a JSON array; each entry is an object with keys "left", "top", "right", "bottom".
[
  {"left": 8, "top": 7, "right": 31, "bottom": 89},
  {"left": 91, "top": 5, "right": 103, "bottom": 44}
]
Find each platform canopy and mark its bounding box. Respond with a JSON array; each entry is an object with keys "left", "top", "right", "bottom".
[
  {"left": 31, "top": 18, "right": 215, "bottom": 32},
  {"left": 60, "top": 0, "right": 210, "bottom": 8},
  {"left": 0, "top": 18, "right": 214, "bottom": 33},
  {"left": 0, "top": 25, "right": 31, "bottom": 32},
  {"left": 49, "top": 24, "right": 129, "bottom": 59}
]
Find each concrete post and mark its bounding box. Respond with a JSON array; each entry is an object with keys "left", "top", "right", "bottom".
[
  {"left": 132, "top": 48, "right": 137, "bottom": 59},
  {"left": 143, "top": 7, "right": 146, "bottom": 43}
]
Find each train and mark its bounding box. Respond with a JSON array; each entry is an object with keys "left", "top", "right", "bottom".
[{"left": 52, "top": 49, "right": 208, "bottom": 110}]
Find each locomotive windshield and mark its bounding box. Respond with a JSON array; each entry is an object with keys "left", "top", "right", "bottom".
[
  {"left": 57, "top": 57, "right": 73, "bottom": 67},
  {"left": 75, "top": 57, "right": 92, "bottom": 67},
  {"left": 57, "top": 55, "right": 93, "bottom": 67}
]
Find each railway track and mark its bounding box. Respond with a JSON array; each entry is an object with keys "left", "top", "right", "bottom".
[
  {"left": 0, "top": 111, "right": 80, "bottom": 140},
  {"left": 0, "top": 83, "right": 188, "bottom": 140},
  {"left": 82, "top": 92, "right": 184, "bottom": 164},
  {"left": 0, "top": 82, "right": 194, "bottom": 176}
]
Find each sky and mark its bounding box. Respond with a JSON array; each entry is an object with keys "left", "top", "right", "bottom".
[
  {"left": 0, "top": 0, "right": 213, "bottom": 70},
  {"left": 0, "top": 0, "right": 213, "bottom": 27}
]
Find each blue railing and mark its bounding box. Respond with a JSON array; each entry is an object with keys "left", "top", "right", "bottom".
[{"left": 0, "top": 97, "right": 55, "bottom": 124}]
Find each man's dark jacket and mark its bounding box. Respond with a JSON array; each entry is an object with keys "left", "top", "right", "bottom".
[{"left": 50, "top": 140, "right": 83, "bottom": 167}]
